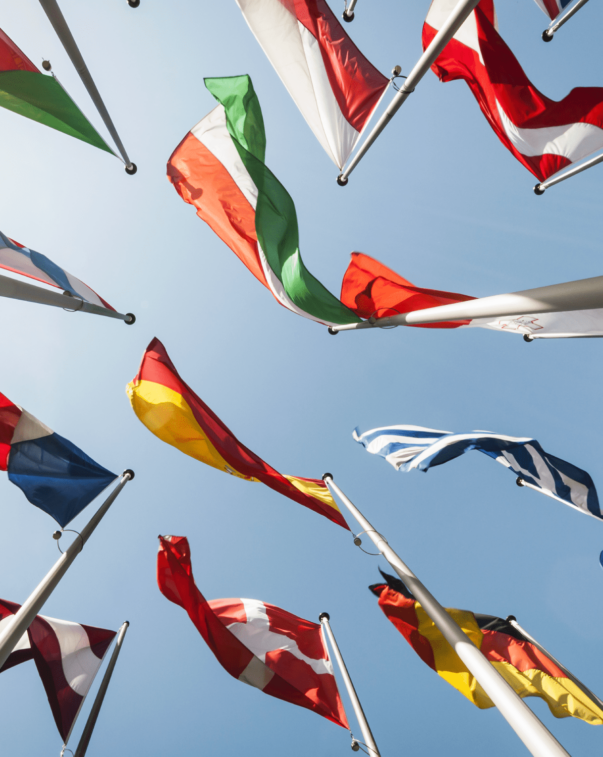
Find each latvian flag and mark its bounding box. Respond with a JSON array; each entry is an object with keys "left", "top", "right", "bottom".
[{"left": 424, "top": 0, "right": 603, "bottom": 182}]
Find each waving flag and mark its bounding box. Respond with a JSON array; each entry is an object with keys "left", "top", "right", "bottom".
[
  {"left": 534, "top": 0, "right": 573, "bottom": 21},
  {"left": 236, "top": 0, "right": 388, "bottom": 168},
  {"left": 158, "top": 535, "right": 349, "bottom": 727},
  {"left": 423, "top": 0, "right": 603, "bottom": 182},
  {"left": 0, "top": 599, "right": 116, "bottom": 740},
  {"left": 0, "top": 232, "right": 115, "bottom": 312},
  {"left": 0, "top": 28, "right": 111, "bottom": 154},
  {"left": 370, "top": 570, "right": 603, "bottom": 724},
  {"left": 354, "top": 424, "right": 601, "bottom": 521},
  {"left": 0, "top": 392, "right": 117, "bottom": 527},
  {"left": 127, "top": 339, "right": 348, "bottom": 528},
  {"left": 167, "top": 75, "right": 360, "bottom": 328}
]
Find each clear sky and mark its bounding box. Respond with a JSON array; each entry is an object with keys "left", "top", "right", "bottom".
[{"left": 1, "top": 1, "right": 602, "bottom": 755}]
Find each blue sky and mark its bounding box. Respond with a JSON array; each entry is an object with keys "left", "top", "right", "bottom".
[{"left": 1, "top": 0, "right": 602, "bottom": 755}]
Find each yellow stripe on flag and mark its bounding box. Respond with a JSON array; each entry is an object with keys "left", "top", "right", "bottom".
[{"left": 284, "top": 475, "right": 343, "bottom": 515}]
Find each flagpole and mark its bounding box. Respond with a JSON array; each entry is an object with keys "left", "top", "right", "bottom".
[
  {"left": 0, "top": 471, "right": 133, "bottom": 671},
  {"left": 542, "top": 0, "right": 590, "bottom": 40},
  {"left": 69, "top": 621, "right": 130, "bottom": 757},
  {"left": 37, "top": 0, "right": 137, "bottom": 174},
  {"left": 506, "top": 616, "right": 603, "bottom": 711},
  {"left": 329, "top": 274, "right": 603, "bottom": 332},
  {"left": 337, "top": 0, "right": 481, "bottom": 185},
  {"left": 319, "top": 613, "right": 381, "bottom": 757},
  {"left": 322, "top": 474, "right": 570, "bottom": 757},
  {"left": 343, "top": 0, "right": 358, "bottom": 22},
  {"left": 534, "top": 149, "right": 603, "bottom": 194},
  {"left": 0, "top": 273, "right": 135, "bottom": 324}
]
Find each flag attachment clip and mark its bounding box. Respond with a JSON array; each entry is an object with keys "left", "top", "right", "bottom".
[
  {"left": 54, "top": 529, "right": 84, "bottom": 555},
  {"left": 353, "top": 529, "right": 385, "bottom": 556}
]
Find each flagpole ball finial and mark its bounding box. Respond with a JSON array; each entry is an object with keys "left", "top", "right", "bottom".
[
  {"left": 318, "top": 612, "right": 330, "bottom": 622},
  {"left": 322, "top": 472, "right": 333, "bottom": 481},
  {"left": 342, "top": 10, "right": 354, "bottom": 22},
  {"left": 52, "top": 530, "right": 62, "bottom": 540},
  {"left": 533, "top": 183, "right": 545, "bottom": 195},
  {"left": 125, "top": 163, "right": 138, "bottom": 175},
  {"left": 128, "top": 0, "right": 140, "bottom": 7},
  {"left": 506, "top": 615, "right": 517, "bottom": 622},
  {"left": 125, "top": 313, "right": 136, "bottom": 325},
  {"left": 523, "top": 334, "right": 534, "bottom": 342},
  {"left": 123, "top": 469, "right": 135, "bottom": 480},
  {"left": 328, "top": 327, "right": 339, "bottom": 335},
  {"left": 542, "top": 30, "right": 553, "bottom": 42},
  {"left": 516, "top": 477, "right": 525, "bottom": 487},
  {"left": 336, "top": 174, "right": 349, "bottom": 186},
  {"left": 42, "top": 60, "right": 52, "bottom": 71}
]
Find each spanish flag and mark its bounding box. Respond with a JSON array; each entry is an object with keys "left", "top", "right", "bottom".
[
  {"left": 127, "top": 339, "right": 348, "bottom": 529},
  {"left": 370, "top": 570, "right": 603, "bottom": 724}
]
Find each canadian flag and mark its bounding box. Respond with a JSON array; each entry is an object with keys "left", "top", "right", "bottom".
[
  {"left": 424, "top": 0, "right": 603, "bottom": 181},
  {"left": 157, "top": 535, "right": 349, "bottom": 728},
  {"left": 0, "top": 599, "right": 116, "bottom": 741}
]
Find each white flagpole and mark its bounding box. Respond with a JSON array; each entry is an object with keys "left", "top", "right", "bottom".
[
  {"left": 0, "top": 471, "right": 133, "bottom": 671},
  {"left": 0, "top": 273, "right": 135, "bottom": 324},
  {"left": 542, "top": 0, "right": 590, "bottom": 40},
  {"left": 69, "top": 621, "right": 130, "bottom": 757},
  {"left": 319, "top": 612, "right": 381, "bottom": 757},
  {"left": 343, "top": 0, "right": 358, "bottom": 23},
  {"left": 329, "top": 274, "right": 603, "bottom": 332},
  {"left": 534, "top": 148, "right": 603, "bottom": 194},
  {"left": 322, "top": 474, "right": 571, "bottom": 757},
  {"left": 337, "top": 0, "right": 481, "bottom": 185},
  {"left": 37, "top": 0, "right": 137, "bottom": 174}
]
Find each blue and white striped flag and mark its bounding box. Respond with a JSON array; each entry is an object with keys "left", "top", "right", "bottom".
[{"left": 353, "top": 425, "right": 602, "bottom": 521}]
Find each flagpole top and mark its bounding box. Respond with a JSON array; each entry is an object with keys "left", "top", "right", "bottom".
[
  {"left": 123, "top": 469, "right": 135, "bottom": 481},
  {"left": 125, "top": 313, "right": 136, "bottom": 325},
  {"left": 128, "top": 0, "right": 140, "bottom": 6},
  {"left": 533, "top": 183, "right": 545, "bottom": 195},
  {"left": 542, "top": 29, "right": 553, "bottom": 41},
  {"left": 516, "top": 477, "right": 525, "bottom": 487},
  {"left": 125, "top": 163, "right": 138, "bottom": 175},
  {"left": 342, "top": 10, "right": 354, "bottom": 21},
  {"left": 322, "top": 472, "right": 333, "bottom": 481},
  {"left": 523, "top": 334, "right": 534, "bottom": 342},
  {"left": 337, "top": 174, "right": 349, "bottom": 186},
  {"left": 328, "top": 327, "right": 339, "bottom": 335},
  {"left": 506, "top": 615, "right": 517, "bottom": 622},
  {"left": 319, "top": 612, "right": 330, "bottom": 622}
]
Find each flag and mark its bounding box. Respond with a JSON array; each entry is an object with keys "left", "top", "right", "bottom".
[
  {"left": 354, "top": 424, "right": 602, "bottom": 521},
  {"left": 370, "top": 570, "right": 603, "bottom": 724},
  {"left": 236, "top": 0, "right": 388, "bottom": 168},
  {"left": 127, "top": 338, "right": 348, "bottom": 528},
  {"left": 157, "top": 535, "right": 349, "bottom": 727},
  {"left": 0, "top": 599, "right": 116, "bottom": 740},
  {"left": 167, "top": 75, "right": 361, "bottom": 328},
  {"left": 0, "top": 392, "right": 117, "bottom": 527},
  {"left": 533, "top": 0, "right": 573, "bottom": 22},
  {"left": 0, "top": 28, "right": 112, "bottom": 154},
  {"left": 0, "top": 231, "right": 115, "bottom": 311},
  {"left": 423, "top": 0, "right": 603, "bottom": 182},
  {"left": 341, "top": 252, "right": 603, "bottom": 339}
]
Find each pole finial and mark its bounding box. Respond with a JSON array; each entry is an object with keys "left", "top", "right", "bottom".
[
  {"left": 533, "top": 183, "right": 546, "bottom": 195},
  {"left": 322, "top": 472, "right": 333, "bottom": 481},
  {"left": 125, "top": 163, "right": 138, "bottom": 175},
  {"left": 337, "top": 174, "right": 349, "bottom": 186},
  {"left": 123, "top": 469, "right": 135, "bottom": 481},
  {"left": 328, "top": 327, "right": 339, "bottom": 335},
  {"left": 319, "top": 612, "right": 330, "bottom": 622},
  {"left": 542, "top": 29, "right": 553, "bottom": 41},
  {"left": 124, "top": 313, "right": 136, "bottom": 325},
  {"left": 506, "top": 615, "right": 517, "bottom": 622}
]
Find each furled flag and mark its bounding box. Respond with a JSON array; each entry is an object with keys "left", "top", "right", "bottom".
[
  {"left": 158, "top": 534, "right": 349, "bottom": 727},
  {"left": 354, "top": 423, "right": 601, "bottom": 521},
  {"left": 0, "top": 231, "right": 116, "bottom": 312},
  {"left": 370, "top": 570, "right": 603, "bottom": 723},
  {"left": 533, "top": 0, "right": 573, "bottom": 22},
  {"left": 423, "top": 0, "right": 603, "bottom": 182},
  {"left": 167, "top": 75, "right": 361, "bottom": 329},
  {"left": 341, "top": 252, "right": 603, "bottom": 339},
  {"left": 236, "top": 0, "right": 388, "bottom": 168},
  {"left": 127, "top": 339, "right": 348, "bottom": 528},
  {"left": 0, "top": 599, "right": 116, "bottom": 740},
  {"left": 0, "top": 392, "right": 117, "bottom": 527},
  {"left": 0, "top": 28, "right": 112, "bottom": 154}
]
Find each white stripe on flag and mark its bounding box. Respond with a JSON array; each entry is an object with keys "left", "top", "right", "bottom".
[{"left": 42, "top": 616, "right": 104, "bottom": 697}]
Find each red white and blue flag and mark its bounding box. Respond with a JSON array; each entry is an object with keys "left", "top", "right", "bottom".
[{"left": 533, "top": 0, "right": 573, "bottom": 22}]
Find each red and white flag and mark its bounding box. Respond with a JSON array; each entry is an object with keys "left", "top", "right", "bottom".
[
  {"left": 0, "top": 599, "right": 116, "bottom": 742},
  {"left": 157, "top": 535, "right": 349, "bottom": 728},
  {"left": 424, "top": 0, "right": 603, "bottom": 182}
]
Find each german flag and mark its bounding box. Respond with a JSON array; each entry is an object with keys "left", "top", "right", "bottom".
[{"left": 370, "top": 570, "right": 603, "bottom": 724}]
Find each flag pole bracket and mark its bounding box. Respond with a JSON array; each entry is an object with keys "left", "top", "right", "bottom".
[{"left": 353, "top": 529, "right": 386, "bottom": 555}]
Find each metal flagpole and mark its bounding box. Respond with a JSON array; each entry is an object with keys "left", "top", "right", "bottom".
[
  {"left": 0, "top": 273, "right": 135, "bottom": 324},
  {"left": 319, "top": 612, "right": 381, "bottom": 757},
  {"left": 337, "top": 0, "right": 481, "bottom": 185},
  {"left": 542, "top": 0, "right": 590, "bottom": 40},
  {"left": 37, "top": 0, "right": 137, "bottom": 174},
  {"left": 69, "top": 621, "right": 130, "bottom": 757},
  {"left": 329, "top": 274, "right": 603, "bottom": 333},
  {"left": 343, "top": 0, "right": 358, "bottom": 23},
  {"left": 0, "top": 471, "right": 134, "bottom": 671},
  {"left": 534, "top": 148, "right": 603, "bottom": 194},
  {"left": 322, "top": 474, "right": 571, "bottom": 757},
  {"left": 506, "top": 616, "right": 603, "bottom": 711}
]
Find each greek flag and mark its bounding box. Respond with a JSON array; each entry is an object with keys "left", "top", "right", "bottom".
[{"left": 353, "top": 425, "right": 602, "bottom": 521}]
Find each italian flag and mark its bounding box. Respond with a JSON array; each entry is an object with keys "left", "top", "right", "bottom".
[
  {"left": 167, "top": 75, "right": 361, "bottom": 328},
  {"left": 0, "top": 28, "right": 112, "bottom": 154}
]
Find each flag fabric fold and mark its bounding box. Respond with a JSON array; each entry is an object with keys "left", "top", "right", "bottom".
[
  {"left": 0, "top": 392, "right": 117, "bottom": 527},
  {"left": 354, "top": 424, "right": 601, "bottom": 520},
  {"left": 423, "top": 0, "right": 603, "bottom": 182},
  {"left": 235, "top": 0, "right": 389, "bottom": 168},
  {"left": 157, "top": 535, "right": 349, "bottom": 728},
  {"left": 0, "top": 599, "right": 116, "bottom": 740},
  {"left": 370, "top": 570, "right": 603, "bottom": 724},
  {"left": 127, "top": 338, "right": 348, "bottom": 529},
  {"left": 167, "top": 74, "right": 361, "bottom": 328}
]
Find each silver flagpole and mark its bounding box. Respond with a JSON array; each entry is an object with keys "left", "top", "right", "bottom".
[
  {"left": 506, "top": 616, "right": 603, "bottom": 712},
  {"left": 534, "top": 149, "right": 603, "bottom": 194},
  {"left": 329, "top": 274, "right": 603, "bottom": 332},
  {"left": 37, "top": 0, "right": 137, "bottom": 174},
  {"left": 343, "top": 0, "right": 358, "bottom": 23},
  {"left": 0, "top": 471, "right": 134, "bottom": 670},
  {"left": 319, "top": 613, "right": 381, "bottom": 757},
  {"left": 542, "top": 0, "right": 590, "bottom": 40},
  {"left": 337, "top": 0, "right": 480, "bottom": 185},
  {"left": 0, "top": 273, "right": 135, "bottom": 324},
  {"left": 323, "top": 475, "right": 570, "bottom": 757},
  {"left": 70, "top": 621, "right": 130, "bottom": 757}
]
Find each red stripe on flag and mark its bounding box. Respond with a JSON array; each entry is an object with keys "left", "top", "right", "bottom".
[{"left": 0, "top": 393, "right": 21, "bottom": 471}]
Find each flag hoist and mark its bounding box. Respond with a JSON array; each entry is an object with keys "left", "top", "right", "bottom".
[{"left": 322, "top": 474, "right": 571, "bottom": 757}]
